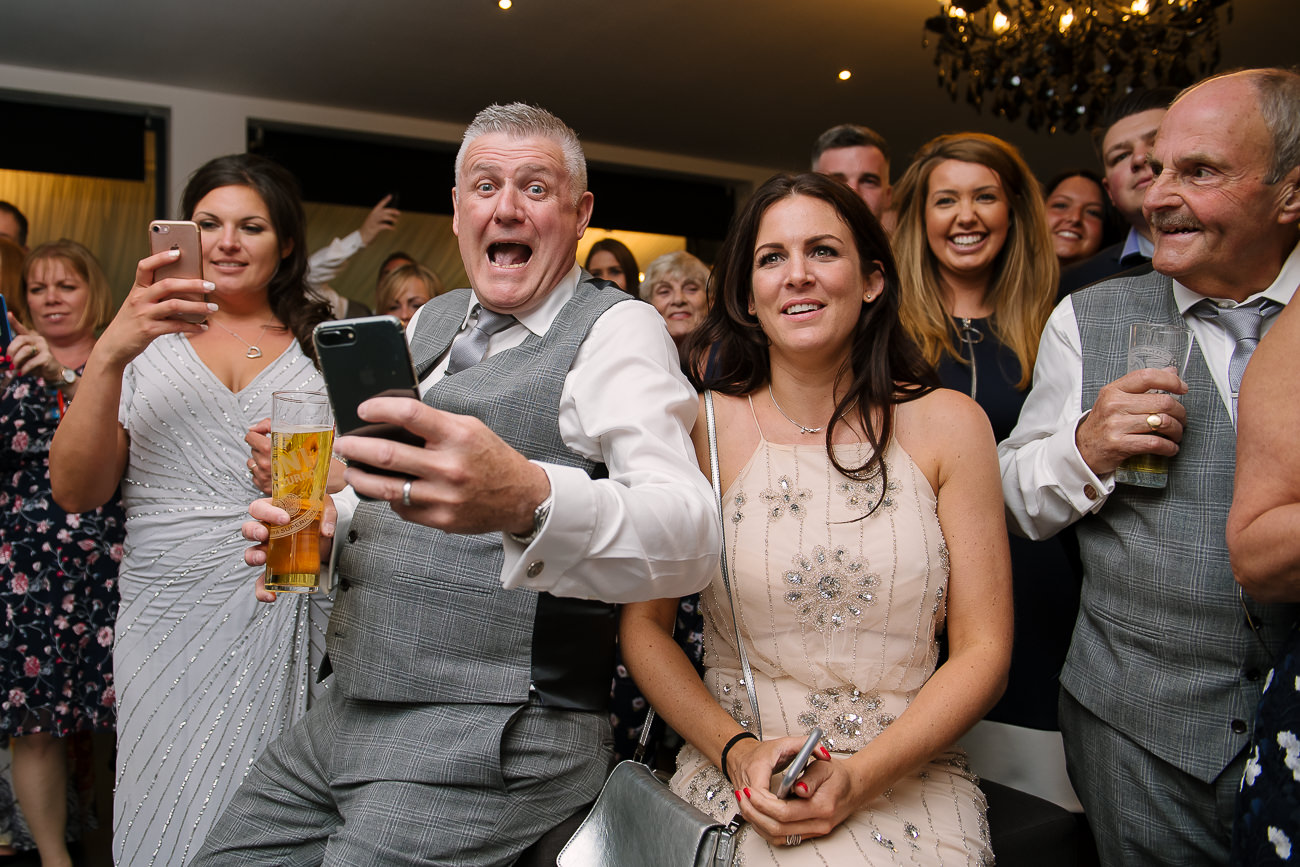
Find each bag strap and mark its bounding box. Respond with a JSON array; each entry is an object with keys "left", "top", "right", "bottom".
[
  {"left": 706, "top": 391, "right": 762, "bottom": 740},
  {"left": 632, "top": 390, "right": 763, "bottom": 764}
]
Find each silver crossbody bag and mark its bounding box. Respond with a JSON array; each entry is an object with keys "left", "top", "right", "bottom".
[{"left": 559, "top": 392, "right": 758, "bottom": 867}]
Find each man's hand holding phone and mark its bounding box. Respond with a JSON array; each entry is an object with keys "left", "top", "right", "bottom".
[{"left": 333, "top": 397, "right": 550, "bottom": 537}]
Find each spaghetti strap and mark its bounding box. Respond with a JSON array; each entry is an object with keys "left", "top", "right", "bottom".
[{"left": 744, "top": 392, "right": 768, "bottom": 443}]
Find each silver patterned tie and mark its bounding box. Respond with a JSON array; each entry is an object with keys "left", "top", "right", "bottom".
[
  {"left": 445, "top": 305, "right": 516, "bottom": 375},
  {"left": 1193, "top": 298, "right": 1282, "bottom": 420}
]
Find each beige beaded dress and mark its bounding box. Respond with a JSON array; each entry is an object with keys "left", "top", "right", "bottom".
[{"left": 669, "top": 398, "right": 992, "bottom": 865}]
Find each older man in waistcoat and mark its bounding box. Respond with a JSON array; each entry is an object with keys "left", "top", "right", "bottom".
[
  {"left": 193, "top": 104, "right": 720, "bottom": 866},
  {"left": 999, "top": 69, "right": 1300, "bottom": 864}
]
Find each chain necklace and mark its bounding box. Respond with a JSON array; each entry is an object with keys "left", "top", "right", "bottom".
[
  {"left": 212, "top": 319, "right": 274, "bottom": 359},
  {"left": 767, "top": 383, "right": 822, "bottom": 435}
]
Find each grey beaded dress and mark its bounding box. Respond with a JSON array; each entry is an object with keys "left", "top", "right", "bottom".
[{"left": 112, "top": 335, "right": 331, "bottom": 866}]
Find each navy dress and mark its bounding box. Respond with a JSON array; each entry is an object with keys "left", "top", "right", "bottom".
[
  {"left": 0, "top": 368, "right": 124, "bottom": 738},
  {"left": 937, "top": 316, "right": 1080, "bottom": 730}
]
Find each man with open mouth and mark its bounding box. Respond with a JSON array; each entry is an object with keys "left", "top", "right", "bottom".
[{"left": 196, "top": 103, "right": 720, "bottom": 866}]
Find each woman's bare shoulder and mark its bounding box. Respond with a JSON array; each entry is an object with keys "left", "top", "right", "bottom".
[
  {"left": 894, "top": 388, "right": 996, "bottom": 479},
  {"left": 898, "top": 387, "right": 989, "bottom": 433}
]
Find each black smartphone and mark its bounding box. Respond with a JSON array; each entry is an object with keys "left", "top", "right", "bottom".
[
  {"left": 775, "top": 727, "right": 824, "bottom": 799},
  {"left": 313, "top": 316, "right": 424, "bottom": 475},
  {"left": 0, "top": 294, "right": 11, "bottom": 353}
]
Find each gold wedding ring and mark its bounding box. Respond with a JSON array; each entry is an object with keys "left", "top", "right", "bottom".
[{"left": 1146, "top": 413, "right": 1162, "bottom": 432}]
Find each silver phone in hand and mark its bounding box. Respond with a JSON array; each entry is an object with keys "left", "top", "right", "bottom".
[{"left": 776, "top": 726, "right": 824, "bottom": 799}]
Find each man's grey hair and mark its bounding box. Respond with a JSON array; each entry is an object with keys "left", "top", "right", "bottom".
[
  {"left": 1173, "top": 68, "right": 1300, "bottom": 185},
  {"left": 810, "top": 124, "right": 891, "bottom": 170},
  {"left": 455, "top": 103, "right": 588, "bottom": 204},
  {"left": 1252, "top": 68, "right": 1300, "bottom": 185}
]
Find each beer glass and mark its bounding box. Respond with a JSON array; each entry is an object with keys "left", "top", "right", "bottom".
[
  {"left": 265, "top": 391, "right": 334, "bottom": 593},
  {"left": 1115, "top": 323, "right": 1193, "bottom": 489}
]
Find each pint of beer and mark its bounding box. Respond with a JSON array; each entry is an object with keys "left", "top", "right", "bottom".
[
  {"left": 265, "top": 391, "right": 334, "bottom": 593},
  {"left": 1115, "top": 323, "right": 1192, "bottom": 489}
]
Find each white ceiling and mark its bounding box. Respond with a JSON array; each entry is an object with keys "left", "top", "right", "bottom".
[{"left": 1, "top": 0, "right": 1295, "bottom": 179}]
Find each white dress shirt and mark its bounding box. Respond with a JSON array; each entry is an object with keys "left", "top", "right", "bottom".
[
  {"left": 331, "top": 263, "right": 719, "bottom": 603},
  {"left": 307, "top": 230, "right": 365, "bottom": 289},
  {"left": 999, "top": 241, "right": 1300, "bottom": 541}
]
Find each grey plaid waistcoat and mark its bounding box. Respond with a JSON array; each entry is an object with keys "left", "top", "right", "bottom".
[
  {"left": 1065, "top": 271, "right": 1295, "bottom": 782},
  {"left": 328, "top": 276, "right": 628, "bottom": 705}
]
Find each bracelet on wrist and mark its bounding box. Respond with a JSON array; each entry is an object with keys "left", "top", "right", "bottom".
[{"left": 719, "top": 731, "right": 759, "bottom": 781}]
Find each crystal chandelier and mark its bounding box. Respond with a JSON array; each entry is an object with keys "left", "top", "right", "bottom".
[{"left": 922, "top": 0, "right": 1233, "bottom": 133}]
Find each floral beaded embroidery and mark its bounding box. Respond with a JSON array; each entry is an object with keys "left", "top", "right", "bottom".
[
  {"left": 796, "top": 685, "right": 894, "bottom": 752},
  {"left": 783, "top": 545, "right": 880, "bottom": 632},
  {"left": 682, "top": 762, "right": 739, "bottom": 822},
  {"left": 760, "top": 475, "right": 810, "bottom": 522},
  {"left": 836, "top": 473, "right": 900, "bottom": 515}
]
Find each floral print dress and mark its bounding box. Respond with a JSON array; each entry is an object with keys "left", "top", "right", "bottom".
[{"left": 0, "top": 369, "right": 124, "bottom": 738}]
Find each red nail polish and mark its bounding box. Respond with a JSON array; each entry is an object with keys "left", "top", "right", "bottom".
[
  {"left": 819, "top": 746, "right": 831, "bottom": 759},
  {"left": 733, "top": 790, "right": 741, "bottom": 801},
  {"left": 796, "top": 781, "right": 809, "bottom": 794},
  {"left": 743, "top": 788, "right": 751, "bottom": 798}
]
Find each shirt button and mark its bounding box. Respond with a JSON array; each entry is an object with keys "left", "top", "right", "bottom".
[
  {"left": 1231, "top": 719, "right": 1249, "bottom": 735},
  {"left": 347, "top": 530, "right": 358, "bottom": 543},
  {"left": 526, "top": 560, "right": 545, "bottom": 578},
  {"left": 1083, "top": 484, "right": 1098, "bottom": 500}
]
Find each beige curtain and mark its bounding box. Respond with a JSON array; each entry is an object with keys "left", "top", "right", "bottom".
[
  {"left": 0, "top": 167, "right": 154, "bottom": 307},
  {"left": 302, "top": 202, "right": 466, "bottom": 307}
]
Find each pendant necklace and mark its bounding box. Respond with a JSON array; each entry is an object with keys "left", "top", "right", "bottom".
[
  {"left": 213, "top": 319, "right": 273, "bottom": 359},
  {"left": 768, "top": 383, "right": 822, "bottom": 435}
]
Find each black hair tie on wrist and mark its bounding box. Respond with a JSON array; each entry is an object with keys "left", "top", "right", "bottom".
[{"left": 720, "top": 731, "right": 759, "bottom": 781}]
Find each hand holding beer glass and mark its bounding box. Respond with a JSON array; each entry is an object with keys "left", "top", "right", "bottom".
[
  {"left": 1115, "top": 323, "right": 1193, "bottom": 489},
  {"left": 264, "top": 391, "right": 334, "bottom": 592}
]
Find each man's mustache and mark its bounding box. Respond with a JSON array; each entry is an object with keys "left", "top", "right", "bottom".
[{"left": 1150, "top": 212, "right": 1204, "bottom": 233}]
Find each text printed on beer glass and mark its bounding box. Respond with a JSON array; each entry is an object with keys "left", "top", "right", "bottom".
[{"left": 265, "top": 391, "right": 334, "bottom": 592}]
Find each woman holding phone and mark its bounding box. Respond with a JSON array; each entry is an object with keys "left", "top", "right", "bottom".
[
  {"left": 621, "top": 173, "right": 1011, "bottom": 862},
  {"left": 49, "top": 154, "right": 334, "bottom": 866},
  {"left": 1, "top": 240, "right": 124, "bottom": 867}
]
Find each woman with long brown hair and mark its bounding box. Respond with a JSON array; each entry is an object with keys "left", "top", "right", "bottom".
[
  {"left": 621, "top": 172, "right": 1011, "bottom": 862},
  {"left": 49, "top": 154, "right": 334, "bottom": 866}
]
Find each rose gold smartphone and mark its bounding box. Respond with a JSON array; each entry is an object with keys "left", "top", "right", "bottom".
[{"left": 149, "top": 220, "right": 206, "bottom": 323}]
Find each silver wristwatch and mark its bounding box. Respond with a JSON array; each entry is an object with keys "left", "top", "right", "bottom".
[
  {"left": 58, "top": 367, "right": 78, "bottom": 388},
  {"left": 508, "top": 494, "right": 553, "bottom": 545}
]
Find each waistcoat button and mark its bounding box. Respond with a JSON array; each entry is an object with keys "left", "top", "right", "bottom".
[
  {"left": 1231, "top": 719, "right": 1249, "bottom": 735},
  {"left": 347, "top": 530, "right": 358, "bottom": 543}
]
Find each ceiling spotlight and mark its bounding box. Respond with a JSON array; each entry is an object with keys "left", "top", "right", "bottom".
[
  {"left": 499, "top": 0, "right": 512, "bottom": 8},
  {"left": 838, "top": 69, "right": 852, "bottom": 81}
]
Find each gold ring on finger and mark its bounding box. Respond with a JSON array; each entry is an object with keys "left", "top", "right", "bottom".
[{"left": 1146, "top": 414, "right": 1161, "bottom": 432}]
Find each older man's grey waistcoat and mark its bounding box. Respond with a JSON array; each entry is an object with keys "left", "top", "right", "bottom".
[
  {"left": 1065, "top": 271, "right": 1294, "bottom": 782},
  {"left": 327, "top": 280, "right": 627, "bottom": 708}
]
